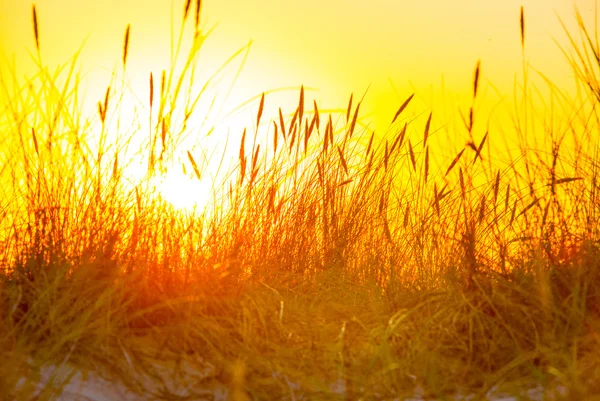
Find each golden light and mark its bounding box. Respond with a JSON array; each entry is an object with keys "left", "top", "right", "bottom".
[{"left": 152, "top": 166, "right": 214, "bottom": 211}]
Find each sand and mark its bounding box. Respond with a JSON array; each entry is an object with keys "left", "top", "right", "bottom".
[{"left": 12, "top": 360, "right": 567, "bottom": 401}]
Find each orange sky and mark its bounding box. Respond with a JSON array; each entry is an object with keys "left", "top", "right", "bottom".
[{"left": 0, "top": 0, "right": 596, "bottom": 208}]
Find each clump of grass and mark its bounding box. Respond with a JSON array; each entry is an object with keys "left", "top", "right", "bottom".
[{"left": 1, "top": 2, "right": 600, "bottom": 400}]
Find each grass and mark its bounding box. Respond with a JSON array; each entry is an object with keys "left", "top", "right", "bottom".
[{"left": 1, "top": 2, "right": 600, "bottom": 400}]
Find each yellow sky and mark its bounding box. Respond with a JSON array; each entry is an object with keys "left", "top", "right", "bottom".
[{"left": 1, "top": 0, "right": 595, "bottom": 128}]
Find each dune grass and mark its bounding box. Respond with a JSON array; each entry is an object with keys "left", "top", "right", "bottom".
[{"left": 1, "top": 2, "right": 600, "bottom": 400}]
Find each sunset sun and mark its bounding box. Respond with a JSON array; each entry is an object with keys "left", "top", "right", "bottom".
[{"left": 153, "top": 167, "right": 214, "bottom": 211}]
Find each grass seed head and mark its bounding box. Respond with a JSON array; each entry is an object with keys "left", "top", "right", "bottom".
[
  {"left": 183, "top": 0, "right": 192, "bottom": 20},
  {"left": 32, "top": 5, "right": 40, "bottom": 51},
  {"left": 424, "top": 112, "right": 432, "bottom": 148},
  {"left": 123, "top": 24, "right": 131, "bottom": 68},
  {"left": 408, "top": 140, "right": 416, "bottom": 172},
  {"left": 346, "top": 93, "right": 353, "bottom": 122},
  {"left": 520, "top": 6, "right": 526, "bottom": 49},
  {"left": 195, "top": 0, "right": 203, "bottom": 29},
  {"left": 278, "top": 108, "right": 286, "bottom": 138},
  {"left": 149, "top": 73, "right": 154, "bottom": 108},
  {"left": 473, "top": 60, "right": 481, "bottom": 99},
  {"left": 256, "top": 92, "right": 265, "bottom": 129},
  {"left": 445, "top": 148, "right": 465, "bottom": 176},
  {"left": 391, "top": 93, "right": 414, "bottom": 125}
]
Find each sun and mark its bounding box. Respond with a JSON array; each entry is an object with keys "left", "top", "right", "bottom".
[{"left": 153, "top": 167, "right": 216, "bottom": 212}]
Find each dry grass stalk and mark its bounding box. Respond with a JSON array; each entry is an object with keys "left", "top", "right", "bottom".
[
  {"left": 473, "top": 60, "right": 481, "bottom": 99},
  {"left": 520, "top": 6, "right": 525, "bottom": 49},
  {"left": 289, "top": 108, "right": 299, "bottom": 134},
  {"left": 517, "top": 198, "right": 540, "bottom": 219},
  {"left": 183, "top": 0, "right": 192, "bottom": 20},
  {"left": 493, "top": 171, "right": 500, "bottom": 204},
  {"left": 31, "top": 128, "right": 39, "bottom": 156},
  {"left": 239, "top": 128, "right": 247, "bottom": 182},
  {"left": 256, "top": 93, "right": 265, "bottom": 129},
  {"left": 389, "top": 123, "right": 407, "bottom": 155},
  {"left": 32, "top": 5, "right": 40, "bottom": 51},
  {"left": 104, "top": 87, "right": 111, "bottom": 115},
  {"left": 348, "top": 101, "right": 360, "bottom": 138},
  {"left": 478, "top": 195, "right": 486, "bottom": 223},
  {"left": 403, "top": 204, "right": 410, "bottom": 227},
  {"left": 423, "top": 112, "right": 432, "bottom": 148},
  {"left": 328, "top": 118, "right": 334, "bottom": 148},
  {"left": 323, "top": 117, "right": 332, "bottom": 153},
  {"left": 471, "top": 131, "right": 488, "bottom": 165},
  {"left": 298, "top": 85, "right": 305, "bottom": 126},
  {"left": 304, "top": 119, "right": 310, "bottom": 154},
  {"left": 433, "top": 184, "right": 441, "bottom": 216},
  {"left": 459, "top": 167, "right": 466, "bottom": 199},
  {"left": 365, "top": 131, "right": 374, "bottom": 157},
  {"left": 337, "top": 146, "right": 348, "bottom": 175},
  {"left": 552, "top": 177, "right": 583, "bottom": 186},
  {"left": 123, "top": 24, "right": 131, "bottom": 67},
  {"left": 424, "top": 146, "right": 429, "bottom": 183},
  {"left": 267, "top": 185, "right": 276, "bottom": 214},
  {"left": 307, "top": 114, "right": 317, "bottom": 141},
  {"left": 272, "top": 121, "right": 278, "bottom": 153},
  {"left": 195, "top": 0, "right": 202, "bottom": 29},
  {"left": 408, "top": 140, "right": 416, "bottom": 172},
  {"left": 383, "top": 218, "right": 393, "bottom": 243},
  {"left": 445, "top": 149, "right": 465, "bottom": 176},
  {"left": 187, "top": 151, "right": 201, "bottom": 180},
  {"left": 149, "top": 73, "right": 154, "bottom": 108},
  {"left": 346, "top": 93, "right": 353, "bottom": 122},
  {"left": 161, "top": 119, "right": 167, "bottom": 150},
  {"left": 391, "top": 93, "right": 414, "bottom": 124},
  {"left": 510, "top": 199, "right": 518, "bottom": 224},
  {"left": 251, "top": 145, "right": 260, "bottom": 182},
  {"left": 289, "top": 125, "right": 297, "bottom": 150},
  {"left": 112, "top": 153, "right": 119, "bottom": 180},
  {"left": 542, "top": 201, "right": 550, "bottom": 226},
  {"left": 278, "top": 108, "right": 286, "bottom": 138},
  {"left": 384, "top": 141, "right": 389, "bottom": 171},
  {"left": 468, "top": 108, "right": 474, "bottom": 133}
]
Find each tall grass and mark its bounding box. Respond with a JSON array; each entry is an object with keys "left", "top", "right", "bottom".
[{"left": 1, "top": 3, "right": 600, "bottom": 400}]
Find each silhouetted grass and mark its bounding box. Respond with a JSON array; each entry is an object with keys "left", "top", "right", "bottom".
[{"left": 1, "top": 3, "right": 599, "bottom": 400}]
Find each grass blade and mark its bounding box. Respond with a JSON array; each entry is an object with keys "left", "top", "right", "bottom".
[{"left": 391, "top": 94, "right": 414, "bottom": 125}]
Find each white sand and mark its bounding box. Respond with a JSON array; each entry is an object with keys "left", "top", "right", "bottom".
[
  {"left": 14, "top": 360, "right": 566, "bottom": 401},
  {"left": 15, "top": 357, "right": 228, "bottom": 401}
]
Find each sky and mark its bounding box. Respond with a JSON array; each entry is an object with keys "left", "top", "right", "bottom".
[
  {"left": 0, "top": 0, "right": 597, "bottom": 208},
  {"left": 1, "top": 0, "right": 596, "bottom": 125}
]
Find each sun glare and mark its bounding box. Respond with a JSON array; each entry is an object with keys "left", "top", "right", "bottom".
[{"left": 152, "top": 167, "right": 214, "bottom": 212}]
